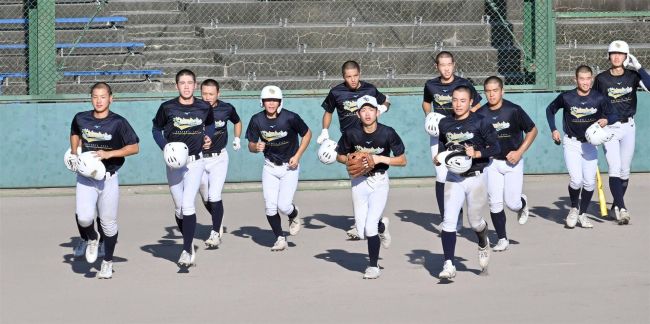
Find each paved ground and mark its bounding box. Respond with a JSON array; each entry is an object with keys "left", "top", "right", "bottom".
[{"left": 1, "top": 174, "right": 649, "bottom": 323}]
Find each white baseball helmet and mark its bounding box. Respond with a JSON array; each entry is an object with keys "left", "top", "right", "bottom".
[
  {"left": 608, "top": 40, "right": 629, "bottom": 54},
  {"left": 318, "top": 139, "right": 338, "bottom": 165},
  {"left": 585, "top": 122, "right": 613, "bottom": 146},
  {"left": 260, "top": 85, "right": 283, "bottom": 113},
  {"left": 77, "top": 152, "right": 106, "bottom": 180},
  {"left": 424, "top": 112, "right": 446, "bottom": 137},
  {"left": 163, "top": 142, "right": 189, "bottom": 169},
  {"left": 444, "top": 150, "right": 472, "bottom": 175}
]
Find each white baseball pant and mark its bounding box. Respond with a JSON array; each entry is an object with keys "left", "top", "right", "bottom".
[
  {"left": 430, "top": 135, "right": 448, "bottom": 183},
  {"left": 563, "top": 135, "right": 597, "bottom": 191},
  {"left": 351, "top": 172, "right": 389, "bottom": 240},
  {"left": 486, "top": 158, "right": 524, "bottom": 213},
  {"left": 603, "top": 119, "right": 635, "bottom": 180},
  {"left": 76, "top": 172, "right": 119, "bottom": 236},
  {"left": 166, "top": 157, "right": 206, "bottom": 217},
  {"left": 262, "top": 160, "right": 299, "bottom": 216},
  {"left": 199, "top": 150, "right": 229, "bottom": 203},
  {"left": 441, "top": 172, "right": 488, "bottom": 233}
]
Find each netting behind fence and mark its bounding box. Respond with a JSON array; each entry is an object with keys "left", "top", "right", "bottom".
[{"left": 0, "top": 0, "right": 648, "bottom": 96}]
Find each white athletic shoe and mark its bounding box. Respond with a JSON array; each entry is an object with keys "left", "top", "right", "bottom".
[
  {"left": 577, "top": 213, "right": 594, "bottom": 228},
  {"left": 363, "top": 266, "right": 381, "bottom": 279},
  {"left": 73, "top": 239, "right": 87, "bottom": 258},
  {"left": 86, "top": 239, "right": 100, "bottom": 263},
  {"left": 565, "top": 207, "right": 579, "bottom": 228},
  {"left": 205, "top": 230, "right": 221, "bottom": 248},
  {"left": 619, "top": 208, "right": 630, "bottom": 225},
  {"left": 438, "top": 260, "right": 456, "bottom": 279},
  {"left": 346, "top": 226, "right": 360, "bottom": 240},
  {"left": 98, "top": 260, "right": 113, "bottom": 279},
  {"left": 288, "top": 206, "right": 301, "bottom": 236},
  {"left": 478, "top": 237, "right": 490, "bottom": 271},
  {"left": 97, "top": 241, "right": 105, "bottom": 259},
  {"left": 271, "top": 236, "right": 288, "bottom": 252},
  {"left": 492, "top": 238, "right": 509, "bottom": 252},
  {"left": 178, "top": 246, "right": 196, "bottom": 267},
  {"left": 379, "top": 217, "right": 391, "bottom": 248},
  {"left": 518, "top": 194, "right": 529, "bottom": 225}
]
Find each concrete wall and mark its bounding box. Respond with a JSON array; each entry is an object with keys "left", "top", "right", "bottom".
[{"left": 1, "top": 92, "right": 648, "bottom": 188}]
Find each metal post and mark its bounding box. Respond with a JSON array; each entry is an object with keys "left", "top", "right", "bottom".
[
  {"left": 536, "top": 0, "right": 556, "bottom": 90},
  {"left": 27, "top": 0, "right": 57, "bottom": 95}
]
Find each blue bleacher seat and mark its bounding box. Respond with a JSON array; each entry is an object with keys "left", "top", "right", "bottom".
[
  {"left": 0, "top": 17, "right": 127, "bottom": 26},
  {"left": 0, "top": 42, "right": 145, "bottom": 54},
  {"left": 0, "top": 70, "right": 162, "bottom": 94}
]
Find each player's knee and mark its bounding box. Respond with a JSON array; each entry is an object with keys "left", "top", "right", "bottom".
[
  {"left": 181, "top": 206, "right": 196, "bottom": 216},
  {"left": 365, "top": 226, "right": 378, "bottom": 238},
  {"left": 569, "top": 179, "right": 583, "bottom": 190},
  {"left": 470, "top": 219, "right": 487, "bottom": 232},
  {"left": 100, "top": 219, "right": 118, "bottom": 237},
  {"left": 505, "top": 199, "right": 522, "bottom": 212},
  {"left": 209, "top": 193, "right": 222, "bottom": 202},
  {"left": 441, "top": 216, "right": 458, "bottom": 232},
  {"left": 583, "top": 181, "right": 596, "bottom": 192},
  {"left": 76, "top": 213, "right": 94, "bottom": 227}
]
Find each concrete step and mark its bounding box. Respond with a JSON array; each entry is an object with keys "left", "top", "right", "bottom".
[
  {"left": 200, "top": 23, "right": 495, "bottom": 50},
  {"left": 555, "top": 45, "right": 650, "bottom": 72},
  {"left": 56, "top": 54, "right": 148, "bottom": 71},
  {"left": 145, "top": 62, "right": 226, "bottom": 79},
  {"left": 183, "top": 0, "right": 491, "bottom": 25},
  {"left": 214, "top": 47, "right": 510, "bottom": 79},
  {"left": 125, "top": 24, "right": 197, "bottom": 38},
  {"left": 1, "top": 81, "right": 163, "bottom": 96},
  {"left": 105, "top": 1, "right": 181, "bottom": 12},
  {"left": 144, "top": 50, "right": 216, "bottom": 64},
  {"left": 556, "top": 20, "right": 650, "bottom": 46},
  {"left": 111, "top": 11, "right": 189, "bottom": 25},
  {"left": 132, "top": 36, "right": 204, "bottom": 51}
]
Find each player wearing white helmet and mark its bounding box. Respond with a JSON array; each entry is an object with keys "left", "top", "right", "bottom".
[
  {"left": 152, "top": 69, "right": 215, "bottom": 267},
  {"left": 198, "top": 79, "right": 242, "bottom": 248},
  {"left": 246, "top": 85, "right": 312, "bottom": 251},
  {"left": 66, "top": 82, "right": 140, "bottom": 278},
  {"left": 434, "top": 85, "right": 499, "bottom": 280},
  {"left": 592, "top": 40, "right": 650, "bottom": 224},
  {"left": 546, "top": 65, "right": 617, "bottom": 229},
  {"left": 316, "top": 61, "right": 390, "bottom": 240},
  {"left": 336, "top": 95, "right": 406, "bottom": 279},
  {"left": 476, "top": 76, "right": 537, "bottom": 252}
]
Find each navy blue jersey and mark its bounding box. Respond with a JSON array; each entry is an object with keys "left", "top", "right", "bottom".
[
  {"left": 152, "top": 97, "right": 214, "bottom": 156},
  {"left": 245, "top": 109, "right": 309, "bottom": 164},
  {"left": 203, "top": 100, "right": 240, "bottom": 154},
  {"left": 336, "top": 123, "right": 405, "bottom": 174},
  {"left": 423, "top": 76, "right": 482, "bottom": 116},
  {"left": 321, "top": 81, "right": 387, "bottom": 132},
  {"left": 476, "top": 99, "right": 536, "bottom": 160},
  {"left": 71, "top": 111, "right": 139, "bottom": 173},
  {"left": 546, "top": 89, "right": 616, "bottom": 142},
  {"left": 438, "top": 113, "right": 500, "bottom": 173},
  {"left": 593, "top": 69, "right": 641, "bottom": 119}
]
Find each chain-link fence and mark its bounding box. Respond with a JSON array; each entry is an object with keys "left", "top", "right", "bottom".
[{"left": 0, "top": 0, "right": 648, "bottom": 96}]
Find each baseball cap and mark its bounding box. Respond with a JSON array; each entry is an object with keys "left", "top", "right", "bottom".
[{"left": 356, "top": 95, "right": 378, "bottom": 110}]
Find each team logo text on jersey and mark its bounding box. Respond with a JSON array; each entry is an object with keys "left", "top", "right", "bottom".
[
  {"left": 261, "top": 130, "right": 288, "bottom": 142},
  {"left": 173, "top": 116, "right": 203, "bottom": 130},
  {"left": 215, "top": 120, "right": 226, "bottom": 128},
  {"left": 570, "top": 106, "right": 598, "bottom": 119},
  {"left": 434, "top": 93, "right": 452, "bottom": 107},
  {"left": 607, "top": 86, "right": 633, "bottom": 99},
  {"left": 354, "top": 145, "right": 385, "bottom": 155},
  {"left": 492, "top": 121, "right": 511, "bottom": 132},
  {"left": 446, "top": 131, "right": 474, "bottom": 143},
  {"left": 82, "top": 128, "right": 112, "bottom": 142},
  {"left": 343, "top": 100, "right": 358, "bottom": 113}
]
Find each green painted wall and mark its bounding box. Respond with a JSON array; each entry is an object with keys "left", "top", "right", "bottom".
[{"left": 1, "top": 92, "right": 648, "bottom": 188}]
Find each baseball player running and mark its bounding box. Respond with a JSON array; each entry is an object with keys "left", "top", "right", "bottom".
[
  {"left": 198, "top": 79, "right": 242, "bottom": 248},
  {"left": 422, "top": 51, "right": 482, "bottom": 229},
  {"left": 246, "top": 85, "right": 312, "bottom": 251},
  {"left": 316, "top": 60, "right": 390, "bottom": 240},
  {"left": 65, "top": 82, "right": 140, "bottom": 279},
  {"left": 336, "top": 95, "right": 406, "bottom": 279},
  {"left": 152, "top": 69, "right": 215, "bottom": 267},
  {"left": 477, "top": 76, "right": 537, "bottom": 252},
  {"left": 546, "top": 65, "right": 618, "bottom": 229},
  {"left": 592, "top": 40, "right": 650, "bottom": 224},
  {"left": 434, "top": 85, "right": 499, "bottom": 279}
]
